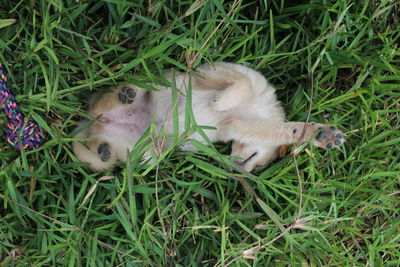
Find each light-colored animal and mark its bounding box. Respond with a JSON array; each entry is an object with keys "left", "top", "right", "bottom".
[{"left": 73, "top": 62, "right": 345, "bottom": 171}]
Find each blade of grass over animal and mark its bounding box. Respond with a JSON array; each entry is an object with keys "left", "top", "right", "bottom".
[
  {"left": 188, "top": 127, "right": 259, "bottom": 180},
  {"left": 138, "top": 59, "right": 154, "bottom": 83},
  {"left": 184, "top": 74, "right": 194, "bottom": 131},
  {"left": 160, "top": 55, "right": 191, "bottom": 72},
  {"left": 170, "top": 70, "right": 180, "bottom": 140},
  {"left": 128, "top": 127, "right": 153, "bottom": 172},
  {"left": 118, "top": 57, "right": 142, "bottom": 75},
  {"left": 56, "top": 74, "right": 123, "bottom": 95},
  {"left": 140, "top": 144, "right": 175, "bottom": 176},
  {"left": 126, "top": 79, "right": 162, "bottom": 92},
  {"left": 193, "top": 126, "right": 227, "bottom": 158},
  {"left": 190, "top": 139, "right": 220, "bottom": 157}
]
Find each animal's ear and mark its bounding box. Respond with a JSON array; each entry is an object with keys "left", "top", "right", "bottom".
[{"left": 278, "top": 144, "right": 291, "bottom": 158}]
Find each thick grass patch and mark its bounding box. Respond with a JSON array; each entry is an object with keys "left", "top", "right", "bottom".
[{"left": 1, "top": 0, "right": 399, "bottom": 266}]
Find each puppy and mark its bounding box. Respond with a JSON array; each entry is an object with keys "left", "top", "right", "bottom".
[{"left": 72, "top": 62, "right": 345, "bottom": 172}]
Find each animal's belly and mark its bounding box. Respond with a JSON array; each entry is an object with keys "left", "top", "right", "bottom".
[{"left": 101, "top": 107, "right": 152, "bottom": 143}]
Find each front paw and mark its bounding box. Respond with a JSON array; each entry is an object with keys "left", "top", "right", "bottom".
[
  {"left": 118, "top": 86, "right": 137, "bottom": 104},
  {"left": 97, "top": 143, "right": 111, "bottom": 161},
  {"left": 312, "top": 125, "right": 345, "bottom": 149}
]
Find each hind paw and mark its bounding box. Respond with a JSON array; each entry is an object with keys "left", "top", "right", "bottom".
[{"left": 312, "top": 125, "right": 345, "bottom": 149}]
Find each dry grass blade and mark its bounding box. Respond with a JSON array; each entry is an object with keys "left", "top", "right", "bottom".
[{"left": 79, "top": 176, "right": 115, "bottom": 209}]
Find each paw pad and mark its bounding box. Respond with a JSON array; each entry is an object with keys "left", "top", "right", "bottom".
[
  {"left": 118, "top": 86, "right": 136, "bottom": 104},
  {"left": 313, "top": 125, "right": 345, "bottom": 150},
  {"left": 315, "top": 130, "right": 331, "bottom": 142},
  {"left": 98, "top": 143, "right": 111, "bottom": 161}
]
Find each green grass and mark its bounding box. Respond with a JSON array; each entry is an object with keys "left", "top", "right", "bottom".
[{"left": 1, "top": 0, "right": 399, "bottom": 266}]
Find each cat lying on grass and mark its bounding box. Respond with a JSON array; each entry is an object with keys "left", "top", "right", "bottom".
[{"left": 73, "top": 62, "right": 345, "bottom": 171}]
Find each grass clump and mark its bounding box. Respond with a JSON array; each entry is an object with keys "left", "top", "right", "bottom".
[{"left": 1, "top": 0, "right": 399, "bottom": 266}]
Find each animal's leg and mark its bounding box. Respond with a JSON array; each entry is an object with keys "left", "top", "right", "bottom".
[
  {"left": 211, "top": 78, "right": 252, "bottom": 111},
  {"left": 193, "top": 62, "right": 254, "bottom": 111},
  {"left": 221, "top": 119, "right": 345, "bottom": 149},
  {"left": 90, "top": 85, "right": 147, "bottom": 117},
  {"left": 72, "top": 126, "right": 118, "bottom": 171},
  {"left": 231, "top": 141, "right": 279, "bottom": 171}
]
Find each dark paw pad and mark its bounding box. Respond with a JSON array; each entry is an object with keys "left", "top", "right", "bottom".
[
  {"left": 118, "top": 86, "right": 136, "bottom": 104},
  {"left": 98, "top": 143, "right": 111, "bottom": 161},
  {"left": 313, "top": 125, "right": 345, "bottom": 150},
  {"left": 315, "top": 130, "right": 330, "bottom": 142},
  {"left": 213, "top": 94, "right": 219, "bottom": 103}
]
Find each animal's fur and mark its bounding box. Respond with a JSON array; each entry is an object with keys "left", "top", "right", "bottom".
[{"left": 72, "top": 62, "right": 345, "bottom": 171}]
